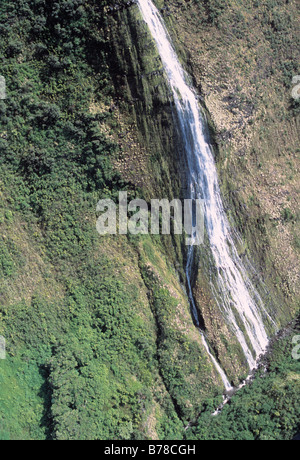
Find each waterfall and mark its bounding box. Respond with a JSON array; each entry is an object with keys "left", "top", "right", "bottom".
[{"left": 136, "top": 0, "right": 275, "bottom": 389}]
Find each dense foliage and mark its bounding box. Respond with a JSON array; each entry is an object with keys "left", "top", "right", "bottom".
[
  {"left": 0, "top": 0, "right": 199, "bottom": 440},
  {"left": 0, "top": 0, "right": 161, "bottom": 440},
  {"left": 0, "top": 0, "right": 299, "bottom": 441},
  {"left": 189, "top": 319, "right": 300, "bottom": 440}
]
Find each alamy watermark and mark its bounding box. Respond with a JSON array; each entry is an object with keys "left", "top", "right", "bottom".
[
  {"left": 0, "top": 336, "right": 6, "bottom": 360},
  {"left": 96, "top": 192, "right": 205, "bottom": 246},
  {"left": 0, "top": 76, "right": 6, "bottom": 100},
  {"left": 292, "top": 335, "right": 300, "bottom": 360},
  {"left": 291, "top": 75, "right": 300, "bottom": 101}
]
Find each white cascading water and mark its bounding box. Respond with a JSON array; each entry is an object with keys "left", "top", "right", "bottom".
[{"left": 137, "top": 0, "right": 275, "bottom": 389}]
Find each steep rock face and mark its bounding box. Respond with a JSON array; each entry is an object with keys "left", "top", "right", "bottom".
[
  {"left": 113, "top": 0, "right": 299, "bottom": 380},
  {"left": 147, "top": 0, "right": 299, "bottom": 362},
  {"left": 102, "top": 0, "right": 228, "bottom": 411},
  {"left": 80, "top": 0, "right": 300, "bottom": 408}
]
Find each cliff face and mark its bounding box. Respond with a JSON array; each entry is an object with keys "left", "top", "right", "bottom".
[
  {"left": 152, "top": 0, "right": 299, "bottom": 372},
  {"left": 162, "top": 0, "right": 299, "bottom": 307},
  {"left": 107, "top": 0, "right": 299, "bottom": 379},
  {"left": 0, "top": 0, "right": 299, "bottom": 440}
]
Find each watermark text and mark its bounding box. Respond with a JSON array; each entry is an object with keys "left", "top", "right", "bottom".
[
  {"left": 292, "top": 335, "right": 300, "bottom": 360},
  {"left": 0, "top": 76, "right": 6, "bottom": 100},
  {"left": 0, "top": 336, "right": 6, "bottom": 360},
  {"left": 291, "top": 75, "right": 300, "bottom": 101},
  {"left": 96, "top": 193, "right": 205, "bottom": 246}
]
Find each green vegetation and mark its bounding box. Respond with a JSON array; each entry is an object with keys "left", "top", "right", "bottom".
[
  {"left": 0, "top": 0, "right": 218, "bottom": 440},
  {"left": 0, "top": 0, "right": 299, "bottom": 441},
  {"left": 188, "top": 319, "right": 300, "bottom": 441},
  {"left": 0, "top": 0, "right": 185, "bottom": 440}
]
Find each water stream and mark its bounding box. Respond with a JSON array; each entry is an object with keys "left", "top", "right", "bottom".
[{"left": 136, "top": 0, "right": 275, "bottom": 391}]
